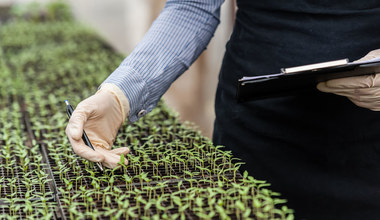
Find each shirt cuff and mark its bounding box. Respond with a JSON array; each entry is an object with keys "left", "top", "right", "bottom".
[{"left": 101, "top": 65, "right": 150, "bottom": 122}]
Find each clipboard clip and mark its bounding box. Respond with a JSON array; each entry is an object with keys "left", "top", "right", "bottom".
[
  {"left": 281, "top": 59, "right": 349, "bottom": 74},
  {"left": 239, "top": 59, "right": 350, "bottom": 86}
]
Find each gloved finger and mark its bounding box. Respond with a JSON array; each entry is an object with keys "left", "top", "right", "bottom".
[
  {"left": 324, "top": 74, "right": 376, "bottom": 89},
  {"left": 102, "top": 153, "right": 126, "bottom": 169},
  {"left": 317, "top": 83, "right": 375, "bottom": 99},
  {"left": 317, "top": 82, "right": 356, "bottom": 97},
  {"left": 323, "top": 87, "right": 380, "bottom": 103},
  {"left": 355, "top": 49, "right": 380, "bottom": 62},
  {"left": 110, "top": 147, "right": 130, "bottom": 156},
  {"left": 110, "top": 147, "right": 130, "bottom": 166},
  {"left": 347, "top": 87, "right": 380, "bottom": 99},
  {"left": 94, "top": 147, "right": 128, "bottom": 168},
  {"left": 318, "top": 84, "right": 380, "bottom": 110},
  {"left": 68, "top": 137, "right": 105, "bottom": 163},
  {"left": 317, "top": 82, "right": 335, "bottom": 92},
  {"left": 67, "top": 102, "right": 94, "bottom": 140},
  {"left": 348, "top": 97, "right": 380, "bottom": 111},
  {"left": 102, "top": 158, "right": 123, "bottom": 169}
]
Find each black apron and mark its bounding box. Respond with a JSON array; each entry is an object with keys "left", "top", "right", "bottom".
[{"left": 213, "top": 1, "right": 380, "bottom": 219}]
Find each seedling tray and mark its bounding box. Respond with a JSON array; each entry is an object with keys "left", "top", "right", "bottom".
[
  {"left": 0, "top": 105, "right": 57, "bottom": 219},
  {"left": 54, "top": 175, "right": 250, "bottom": 220}
]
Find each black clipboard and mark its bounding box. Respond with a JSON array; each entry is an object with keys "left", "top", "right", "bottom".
[{"left": 237, "top": 58, "right": 380, "bottom": 102}]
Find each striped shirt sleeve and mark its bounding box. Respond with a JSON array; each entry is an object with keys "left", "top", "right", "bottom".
[{"left": 102, "top": 0, "right": 225, "bottom": 122}]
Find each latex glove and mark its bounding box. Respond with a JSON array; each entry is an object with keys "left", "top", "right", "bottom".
[
  {"left": 65, "top": 83, "right": 130, "bottom": 169},
  {"left": 317, "top": 49, "right": 380, "bottom": 110}
]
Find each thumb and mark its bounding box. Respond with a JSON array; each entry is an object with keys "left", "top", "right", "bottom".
[
  {"left": 316, "top": 82, "right": 330, "bottom": 92},
  {"left": 110, "top": 147, "right": 130, "bottom": 156},
  {"left": 66, "top": 102, "right": 93, "bottom": 140},
  {"left": 355, "top": 49, "right": 380, "bottom": 62}
]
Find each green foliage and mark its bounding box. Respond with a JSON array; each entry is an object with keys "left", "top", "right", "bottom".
[
  {"left": 10, "top": 1, "right": 72, "bottom": 22},
  {"left": 46, "top": 1, "right": 73, "bottom": 22}
]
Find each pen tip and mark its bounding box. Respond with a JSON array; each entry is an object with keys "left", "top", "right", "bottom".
[{"left": 65, "top": 100, "right": 70, "bottom": 106}]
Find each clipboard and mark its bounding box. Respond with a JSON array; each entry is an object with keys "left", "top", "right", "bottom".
[{"left": 237, "top": 57, "right": 380, "bottom": 102}]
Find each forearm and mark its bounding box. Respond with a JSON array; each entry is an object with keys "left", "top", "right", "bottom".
[{"left": 102, "top": 0, "right": 224, "bottom": 122}]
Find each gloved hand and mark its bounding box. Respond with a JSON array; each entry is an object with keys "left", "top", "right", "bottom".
[
  {"left": 317, "top": 49, "right": 380, "bottom": 110},
  {"left": 65, "top": 83, "right": 130, "bottom": 168}
]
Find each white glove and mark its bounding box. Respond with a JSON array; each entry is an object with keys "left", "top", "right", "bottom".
[
  {"left": 65, "top": 83, "right": 130, "bottom": 168},
  {"left": 317, "top": 49, "right": 380, "bottom": 110}
]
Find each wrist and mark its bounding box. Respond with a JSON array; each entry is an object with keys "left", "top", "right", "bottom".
[{"left": 97, "top": 83, "right": 130, "bottom": 122}]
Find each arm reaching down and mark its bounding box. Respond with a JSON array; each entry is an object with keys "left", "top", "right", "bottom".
[
  {"left": 66, "top": 0, "right": 225, "bottom": 168},
  {"left": 103, "top": 0, "right": 225, "bottom": 121}
]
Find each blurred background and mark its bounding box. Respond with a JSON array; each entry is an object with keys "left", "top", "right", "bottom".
[{"left": 0, "top": 0, "right": 236, "bottom": 138}]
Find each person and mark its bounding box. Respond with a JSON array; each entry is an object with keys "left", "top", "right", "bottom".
[{"left": 65, "top": 1, "right": 380, "bottom": 219}]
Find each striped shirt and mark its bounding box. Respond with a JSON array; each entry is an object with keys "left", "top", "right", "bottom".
[{"left": 102, "top": 0, "right": 225, "bottom": 122}]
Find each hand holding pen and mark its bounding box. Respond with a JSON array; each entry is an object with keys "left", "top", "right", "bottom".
[
  {"left": 65, "top": 100, "right": 104, "bottom": 171},
  {"left": 65, "top": 85, "right": 130, "bottom": 169}
]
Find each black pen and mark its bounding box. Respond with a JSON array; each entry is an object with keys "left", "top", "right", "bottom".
[{"left": 65, "top": 100, "right": 103, "bottom": 171}]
